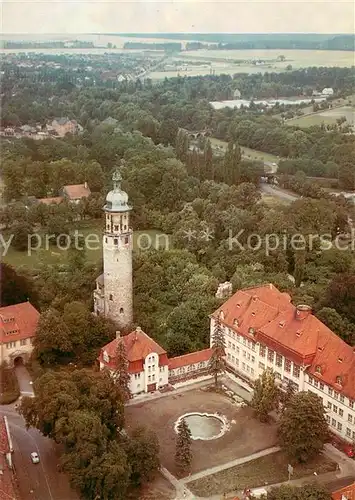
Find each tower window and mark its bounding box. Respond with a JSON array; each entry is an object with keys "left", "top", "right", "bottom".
[
  {"left": 114, "top": 225, "right": 119, "bottom": 231},
  {"left": 124, "top": 225, "right": 127, "bottom": 230},
  {"left": 125, "top": 236, "right": 129, "bottom": 245},
  {"left": 105, "top": 237, "right": 108, "bottom": 243},
  {"left": 119, "top": 307, "right": 124, "bottom": 314},
  {"left": 114, "top": 238, "right": 118, "bottom": 245},
  {"left": 106, "top": 225, "right": 110, "bottom": 230},
  {"left": 109, "top": 294, "right": 113, "bottom": 301}
]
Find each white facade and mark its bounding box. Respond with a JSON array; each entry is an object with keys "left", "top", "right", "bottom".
[
  {"left": 94, "top": 170, "right": 133, "bottom": 331},
  {"left": 210, "top": 316, "right": 355, "bottom": 443},
  {"left": 100, "top": 349, "right": 169, "bottom": 396},
  {"left": 0, "top": 337, "right": 34, "bottom": 366}
]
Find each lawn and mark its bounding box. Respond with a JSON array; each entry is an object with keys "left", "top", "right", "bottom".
[
  {"left": 260, "top": 193, "right": 289, "bottom": 208},
  {"left": 1, "top": 219, "right": 170, "bottom": 270},
  {"left": 286, "top": 105, "right": 355, "bottom": 128},
  {"left": 128, "top": 473, "right": 175, "bottom": 500},
  {"left": 187, "top": 450, "right": 338, "bottom": 497},
  {"left": 125, "top": 387, "right": 278, "bottom": 476},
  {"left": 210, "top": 137, "right": 280, "bottom": 164}
]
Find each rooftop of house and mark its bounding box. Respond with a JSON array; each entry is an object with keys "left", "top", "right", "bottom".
[
  {"left": 100, "top": 327, "right": 168, "bottom": 372},
  {"left": 62, "top": 183, "right": 91, "bottom": 200},
  {"left": 168, "top": 348, "right": 213, "bottom": 370},
  {"left": 214, "top": 283, "right": 355, "bottom": 400},
  {"left": 0, "top": 302, "right": 40, "bottom": 343},
  {"left": 332, "top": 482, "right": 355, "bottom": 500}
]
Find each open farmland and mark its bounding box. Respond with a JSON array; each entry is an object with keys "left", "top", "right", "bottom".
[{"left": 287, "top": 105, "right": 355, "bottom": 128}]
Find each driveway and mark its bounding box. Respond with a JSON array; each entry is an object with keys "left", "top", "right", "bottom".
[{"left": 14, "top": 364, "right": 34, "bottom": 397}]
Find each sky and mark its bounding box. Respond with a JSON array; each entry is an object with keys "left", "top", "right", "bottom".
[{"left": 1, "top": 0, "right": 354, "bottom": 35}]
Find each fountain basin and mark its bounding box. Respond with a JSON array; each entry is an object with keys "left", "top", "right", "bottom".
[{"left": 174, "top": 412, "right": 228, "bottom": 440}]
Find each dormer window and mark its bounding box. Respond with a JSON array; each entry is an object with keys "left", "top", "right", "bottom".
[
  {"left": 338, "top": 357, "right": 343, "bottom": 363},
  {"left": 315, "top": 365, "right": 322, "bottom": 374},
  {"left": 251, "top": 312, "right": 256, "bottom": 317},
  {"left": 279, "top": 320, "right": 286, "bottom": 328},
  {"left": 296, "top": 330, "right": 302, "bottom": 337},
  {"left": 318, "top": 346, "right": 323, "bottom": 352},
  {"left": 236, "top": 303, "right": 241, "bottom": 308},
  {"left": 219, "top": 311, "right": 224, "bottom": 321},
  {"left": 336, "top": 376, "right": 342, "bottom": 385},
  {"left": 103, "top": 351, "right": 109, "bottom": 363},
  {"left": 233, "top": 318, "right": 239, "bottom": 327},
  {"left": 248, "top": 327, "right": 255, "bottom": 335}
]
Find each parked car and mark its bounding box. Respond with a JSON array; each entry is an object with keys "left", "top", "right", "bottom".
[{"left": 30, "top": 452, "right": 40, "bottom": 464}]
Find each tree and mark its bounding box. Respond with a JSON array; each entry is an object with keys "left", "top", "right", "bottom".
[
  {"left": 0, "top": 263, "right": 39, "bottom": 307},
  {"left": 175, "top": 418, "right": 192, "bottom": 476},
  {"left": 114, "top": 339, "right": 132, "bottom": 401},
  {"left": 251, "top": 368, "right": 278, "bottom": 422},
  {"left": 208, "top": 316, "right": 226, "bottom": 388},
  {"left": 12, "top": 221, "right": 34, "bottom": 251},
  {"left": 278, "top": 380, "right": 296, "bottom": 415},
  {"left": 127, "top": 426, "right": 160, "bottom": 487},
  {"left": 278, "top": 391, "right": 329, "bottom": 463},
  {"left": 324, "top": 274, "right": 355, "bottom": 324}
]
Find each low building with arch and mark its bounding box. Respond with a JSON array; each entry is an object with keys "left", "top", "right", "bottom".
[{"left": 0, "top": 302, "right": 40, "bottom": 366}]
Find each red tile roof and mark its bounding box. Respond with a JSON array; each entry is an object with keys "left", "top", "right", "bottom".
[
  {"left": 38, "top": 196, "right": 63, "bottom": 205},
  {"left": 0, "top": 302, "right": 40, "bottom": 343},
  {"left": 99, "top": 328, "right": 168, "bottom": 373},
  {"left": 214, "top": 284, "right": 355, "bottom": 400},
  {"left": 169, "top": 348, "right": 213, "bottom": 370},
  {"left": 63, "top": 183, "right": 91, "bottom": 200},
  {"left": 332, "top": 482, "right": 355, "bottom": 500}
]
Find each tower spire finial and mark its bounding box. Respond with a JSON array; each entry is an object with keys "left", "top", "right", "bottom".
[{"left": 112, "top": 168, "right": 122, "bottom": 191}]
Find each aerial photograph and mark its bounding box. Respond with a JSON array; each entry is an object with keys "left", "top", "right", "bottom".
[{"left": 0, "top": 0, "right": 355, "bottom": 499}]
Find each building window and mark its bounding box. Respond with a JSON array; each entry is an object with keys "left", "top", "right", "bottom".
[
  {"left": 6, "top": 342, "right": 16, "bottom": 349},
  {"left": 228, "top": 341, "right": 231, "bottom": 348},
  {"left": 340, "top": 395, "right": 345, "bottom": 403},
  {"left": 293, "top": 365, "right": 300, "bottom": 378},
  {"left": 251, "top": 356, "right": 255, "bottom": 363},
  {"left": 109, "top": 294, "right": 113, "bottom": 301},
  {"left": 346, "top": 428, "right": 351, "bottom": 437},
  {"left": 243, "top": 350, "right": 246, "bottom": 358},
  {"left": 114, "top": 225, "right": 119, "bottom": 231},
  {"left": 285, "top": 359, "right": 291, "bottom": 373},
  {"left": 353, "top": 431, "right": 355, "bottom": 440},
  {"left": 259, "top": 345, "right": 266, "bottom": 357},
  {"left": 125, "top": 236, "right": 129, "bottom": 245},
  {"left": 333, "top": 405, "right": 338, "bottom": 413},
  {"left": 251, "top": 368, "right": 255, "bottom": 376},
  {"left": 152, "top": 374, "right": 155, "bottom": 381},
  {"left": 242, "top": 362, "right": 246, "bottom": 371},
  {"left": 337, "top": 422, "right": 342, "bottom": 431},
  {"left": 276, "top": 354, "right": 283, "bottom": 368},
  {"left": 314, "top": 380, "right": 319, "bottom": 388},
  {"left": 334, "top": 392, "right": 339, "bottom": 400},
  {"left": 148, "top": 375, "right": 151, "bottom": 382},
  {"left": 275, "top": 372, "right": 281, "bottom": 380},
  {"left": 114, "top": 238, "right": 118, "bottom": 245},
  {"left": 348, "top": 414, "right": 353, "bottom": 423},
  {"left": 267, "top": 349, "right": 274, "bottom": 363},
  {"left": 119, "top": 307, "right": 124, "bottom": 314},
  {"left": 160, "top": 366, "right": 164, "bottom": 372},
  {"left": 326, "top": 415, "right": 330, "bottom": 423},
  {"left": 227, "top": 353, "right": 231, "bottom": 360},
  {"left": 328, "top": 387, "right": 333, "bottom": 397},
  {"left": 349, "top": 400, "right": 354, "bottom": 409},
  {"left": 320, "top": 383, "right": 324, "bottom": 391},
  {"left": 331, "top": 419, "right": 336, "bottom": 427},
  {"left": 259, "top": 362, "right": 265, "bottom": 370},
  {"left": 339, "top": 409, "right": 344, "bottom": 417},
  {"left": 327, "top": 402, "right": 332, "bottom": 409},
  {"left": 105, "top": 237, "right": 108, "bottom": 243},
  {"left": 20, "top": 339, "right": 27, "bottom": 346},
  {"left": 308, "top": 376, "right": 313, "bottom": 384}
]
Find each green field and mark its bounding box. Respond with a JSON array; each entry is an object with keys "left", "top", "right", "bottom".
[
  {"left": 210, "top": 137, "right": 280, "bottom": 165},
  {"left": 2, "top": 220, "right": 170, "bottom": 270},
  {"left": 286, "top": 105, "right": 355, "bottom": 128}
]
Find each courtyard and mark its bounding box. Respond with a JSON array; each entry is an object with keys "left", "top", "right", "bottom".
[{"left": 125, "top": 386, "right": 278, "bottom": 476}]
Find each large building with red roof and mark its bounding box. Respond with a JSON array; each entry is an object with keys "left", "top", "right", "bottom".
[
  {"left": 332, "top": 482, "right": 355, "bottom": 500},
  {"left": 99, "top": 327, "right": 212, "bottom": 395},
  {"left": 0, "top": 302, "right": 40, "bottom": 366},
  {"left": 211, "top": 283, "right": 355, "bottom": 443}
]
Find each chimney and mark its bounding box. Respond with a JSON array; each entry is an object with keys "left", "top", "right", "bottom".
[
  {"left": 134, "top": 326, "right": 141, "bottom": 341},
  {"left": 115, "top": 331, "right": 121, "bottom": 339},
  {"left": 296, "top": 304, "right": 312, "bottom": 320},
  {"left": 84, "top": 181, "right": 88, "bottom": 189}
]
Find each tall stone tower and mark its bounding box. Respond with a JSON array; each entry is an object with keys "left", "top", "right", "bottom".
[{"left": 93, "top": 169, "right": 133, "bottom": 330}]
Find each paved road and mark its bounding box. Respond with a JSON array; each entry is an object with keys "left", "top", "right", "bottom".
[
  {"left": 15, "top": 364, "right": 34, "bottom": 397},
  {"left": 2, "top": 364, "right": 78, "bottom": 500},
  {"left": 260, "top": 183, "right": 299, "bottom": 203}
]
